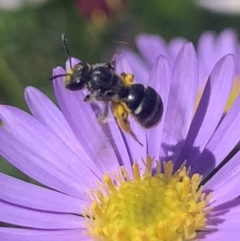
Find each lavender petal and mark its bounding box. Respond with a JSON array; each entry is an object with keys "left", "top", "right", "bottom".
[
  {"left": 52, "top": 67, "right": 120, "bottom": 174},
  {"left": 25, "top": 86, "right": 102, "bottom": 179},
  {"left": 0, "top": 200, "right": 84, "bottom": 229},
  {"left": 113, "top": 53, "right": 147, "bottom": 167},
  {"left": 0, "top": 172, "right": 86, "bottom": 213},
  {"left": 117, "top": 49, "right": 149, "bottom": 84},
  {"left": 160, "top": 43, "right": 198, "bottom": 164},
  {"left": 177, "top": 54, "right": 234, "bottom": 169},
  {"left": 0, "top": 105, "right": 97, "bottom": 190},
  {"left": 204, "top": 151, "right": 240, "bottom": 206},
  {"left": 147, "top": 55, "right": 172, "bottom": 159},
  {"left": 193, "top": 93, "right": 240, "bottom": 177},
  {"left": 136, "top": 34, "right": 168, "bottom": 66},
  {"left": 0, "top": 126, "right": 86, "bottom": 199},
  {"left": 0, "top": 228, "right": 89, "bottom": 241}
]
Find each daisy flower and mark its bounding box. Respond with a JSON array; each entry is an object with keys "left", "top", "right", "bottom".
[
  {"left": 123, "top": 28, "right": 240, "bottom": 111},
  {"left": 0, "top": 42, "right": 240, "bottom": 241}
]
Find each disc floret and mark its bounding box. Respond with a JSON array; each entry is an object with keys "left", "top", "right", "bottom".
[{"left": 85, "top": 157, "right": 212, "bottom": 241}]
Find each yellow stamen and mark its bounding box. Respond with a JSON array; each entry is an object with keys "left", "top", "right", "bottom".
[
  {"left": 85, "top": 157, "right": 212, "bottom": 241},
  {"left": 133, "top": 163, "right": 141, "bottom": 181},
  {"left": 103, "top": 174, "right": 116, "bottom": 192}
]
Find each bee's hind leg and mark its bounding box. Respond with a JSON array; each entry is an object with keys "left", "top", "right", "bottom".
[
  {"left": 112, "top": 102, "right": 143, "bottom": 146},
  {"left": 98, "top": 101, "right": 109, "bottom": 124}
]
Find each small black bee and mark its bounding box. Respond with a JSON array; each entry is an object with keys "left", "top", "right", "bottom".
[{"left": 51, "top": 34, "right": 163, "bottom": 145}]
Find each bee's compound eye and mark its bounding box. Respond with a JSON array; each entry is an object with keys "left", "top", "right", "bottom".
[{"left": 120, "top": 72, "right": 126, "bottom": 77}]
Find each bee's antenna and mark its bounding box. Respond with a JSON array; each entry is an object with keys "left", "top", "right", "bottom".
[{"left": 61, "top": 33, "right": 73, "bottom": 70}]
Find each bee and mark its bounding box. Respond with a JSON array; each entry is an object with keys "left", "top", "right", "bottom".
[{"left": 50, "top": 34, "right": 163, "bottom": 145}]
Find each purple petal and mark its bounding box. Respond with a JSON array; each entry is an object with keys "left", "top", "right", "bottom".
[
  {"left": 215, "top": 29, "right": 237, "bottom": 69},
  {"left": 0, "top": 200, "right": 84, "bottom": 229},
  {"left": 147, "top": 55, "right": 172, "bottom": 159},
  {"left": 160, "top": 43, "right": 198, "bottom": 163},
  {"left": 117, "top": 49, "right": 149, "bottom": 84},
  {"left": 193, "top": 94, "right": 240, "bottom": 177},
  {"left": 113, "top": 53, "right": 147, "bottom": 167},
  {"left": 65, "top": 57, "right": 81, "bottom": 71},
  {"left": 0, "top": 105, "right": 97, "bottom": 191},
  {"left": 197, "top": 31, "right": 217, "bottom": 84},
  {"left": 203, "top": 151, "right": 240, "bottom": 206},
  {"left": 176, "top": 54, "right": 234, "bottom": 169},
  {"left": 198, "top": 230, "right": 240, "bottom": 240},
  {"left": 24, "top": 87, "right": 101, "bottom": 178},
  {"left": 0, "top": 228, "right": 89, "bottom": 241},
  {"left": 168, "top": 37, "right": 187, "bottom": 63},
  {"left": 0, "top": 126, "right": 86, "bottom": 199},
  {"left": 0, "top": 172, "right": 86, "bottom": 213},
  {"left": 99, "top": 111, "right": 132, "bottom": 172},
  {"left": 52, "top": 67, "right": 120, "bottom": 174},
  {"left": 136, "top": 34, "right": 169, "bottom": 66}
]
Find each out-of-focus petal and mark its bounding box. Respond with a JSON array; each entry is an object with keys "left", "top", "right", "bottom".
[
  {"left": 136, "top": 34, "right": 168, "bottom": 66},
  {"left": 196, "top": 0, "right": 240, "bottom": 14},
  {"left": 168, "top": 37, "right": 187, "bottom": 63},
  {"left": 117, "top": 49, "right": 149, "bottom": 84}
]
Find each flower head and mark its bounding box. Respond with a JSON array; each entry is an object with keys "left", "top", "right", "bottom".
[{"left": 0, "top": 43, "right": 240, "bottom": 240}]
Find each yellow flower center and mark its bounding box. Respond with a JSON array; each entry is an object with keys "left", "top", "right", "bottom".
[{"left": 84, "top": 157, "right": 212, "bottom": 241}]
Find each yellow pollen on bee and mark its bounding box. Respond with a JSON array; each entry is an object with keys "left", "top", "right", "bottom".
[
  {"left": 64, "top": 69, "right": 74, "bottom": 85},
  {"left": 85, "top": 156, "right": 212, "bottom": 241}
]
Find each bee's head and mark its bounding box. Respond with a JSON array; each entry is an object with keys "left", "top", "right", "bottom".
[
  {"left": 49, "top": 33, "right": 90, "bottom": 91},
  {"left": 49, "top": 61, "right": 90, "bottom": 91},
  {"left": 64, "top": 62, "right": 90, "bottom": 90}
]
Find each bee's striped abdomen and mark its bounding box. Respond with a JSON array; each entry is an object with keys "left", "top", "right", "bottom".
[{"left": 124, "top": 84, "right": 163, "bottom": 128}]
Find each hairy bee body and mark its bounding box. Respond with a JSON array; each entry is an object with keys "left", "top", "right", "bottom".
[
  {"left": 52, "top": 61, "right": 163, "bottom": 144},
  {"left": 123, "top": 84, "right": 163, "bottom": 128},
  {"left": 50, "top": 34, "right": 163, "bottom": 144}
]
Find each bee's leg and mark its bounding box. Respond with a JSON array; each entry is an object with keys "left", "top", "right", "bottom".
[
  {"left": 84, "top": 90, "right": 101, "bottom": 102},
  {"left": 98, "top": 101, "right": 109, "bottom": 124},
  {"left": 112, "top": 102, "right": 143, "bottom": 146}
]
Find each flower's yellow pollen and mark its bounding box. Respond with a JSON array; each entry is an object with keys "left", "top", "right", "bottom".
[
  {"left": 96, "top": 190, "right": 104, "bottom": 204},
  {"left": 183, "top": 176, "right": 190, "bottom": 196},
  {"left": 85, "top": 157, "right": 212, "bottom": 241},
  {"left": 133, "top": 163, "right": 141, "bottom": 181},
  {"left": 103, "top": 174, "right": 116, "bottom": 192},
  {"left": 163, "top": 161, "right": 173, "bottom": 183},
  {"left": 143, "top": 156, "right": 153, "bottom": 177},
  {"left": 92, "top": 202, "right": 103, "bottom": 218},
  {"left": 120, "top": 166, "right": 130, "bottom": 181}
]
